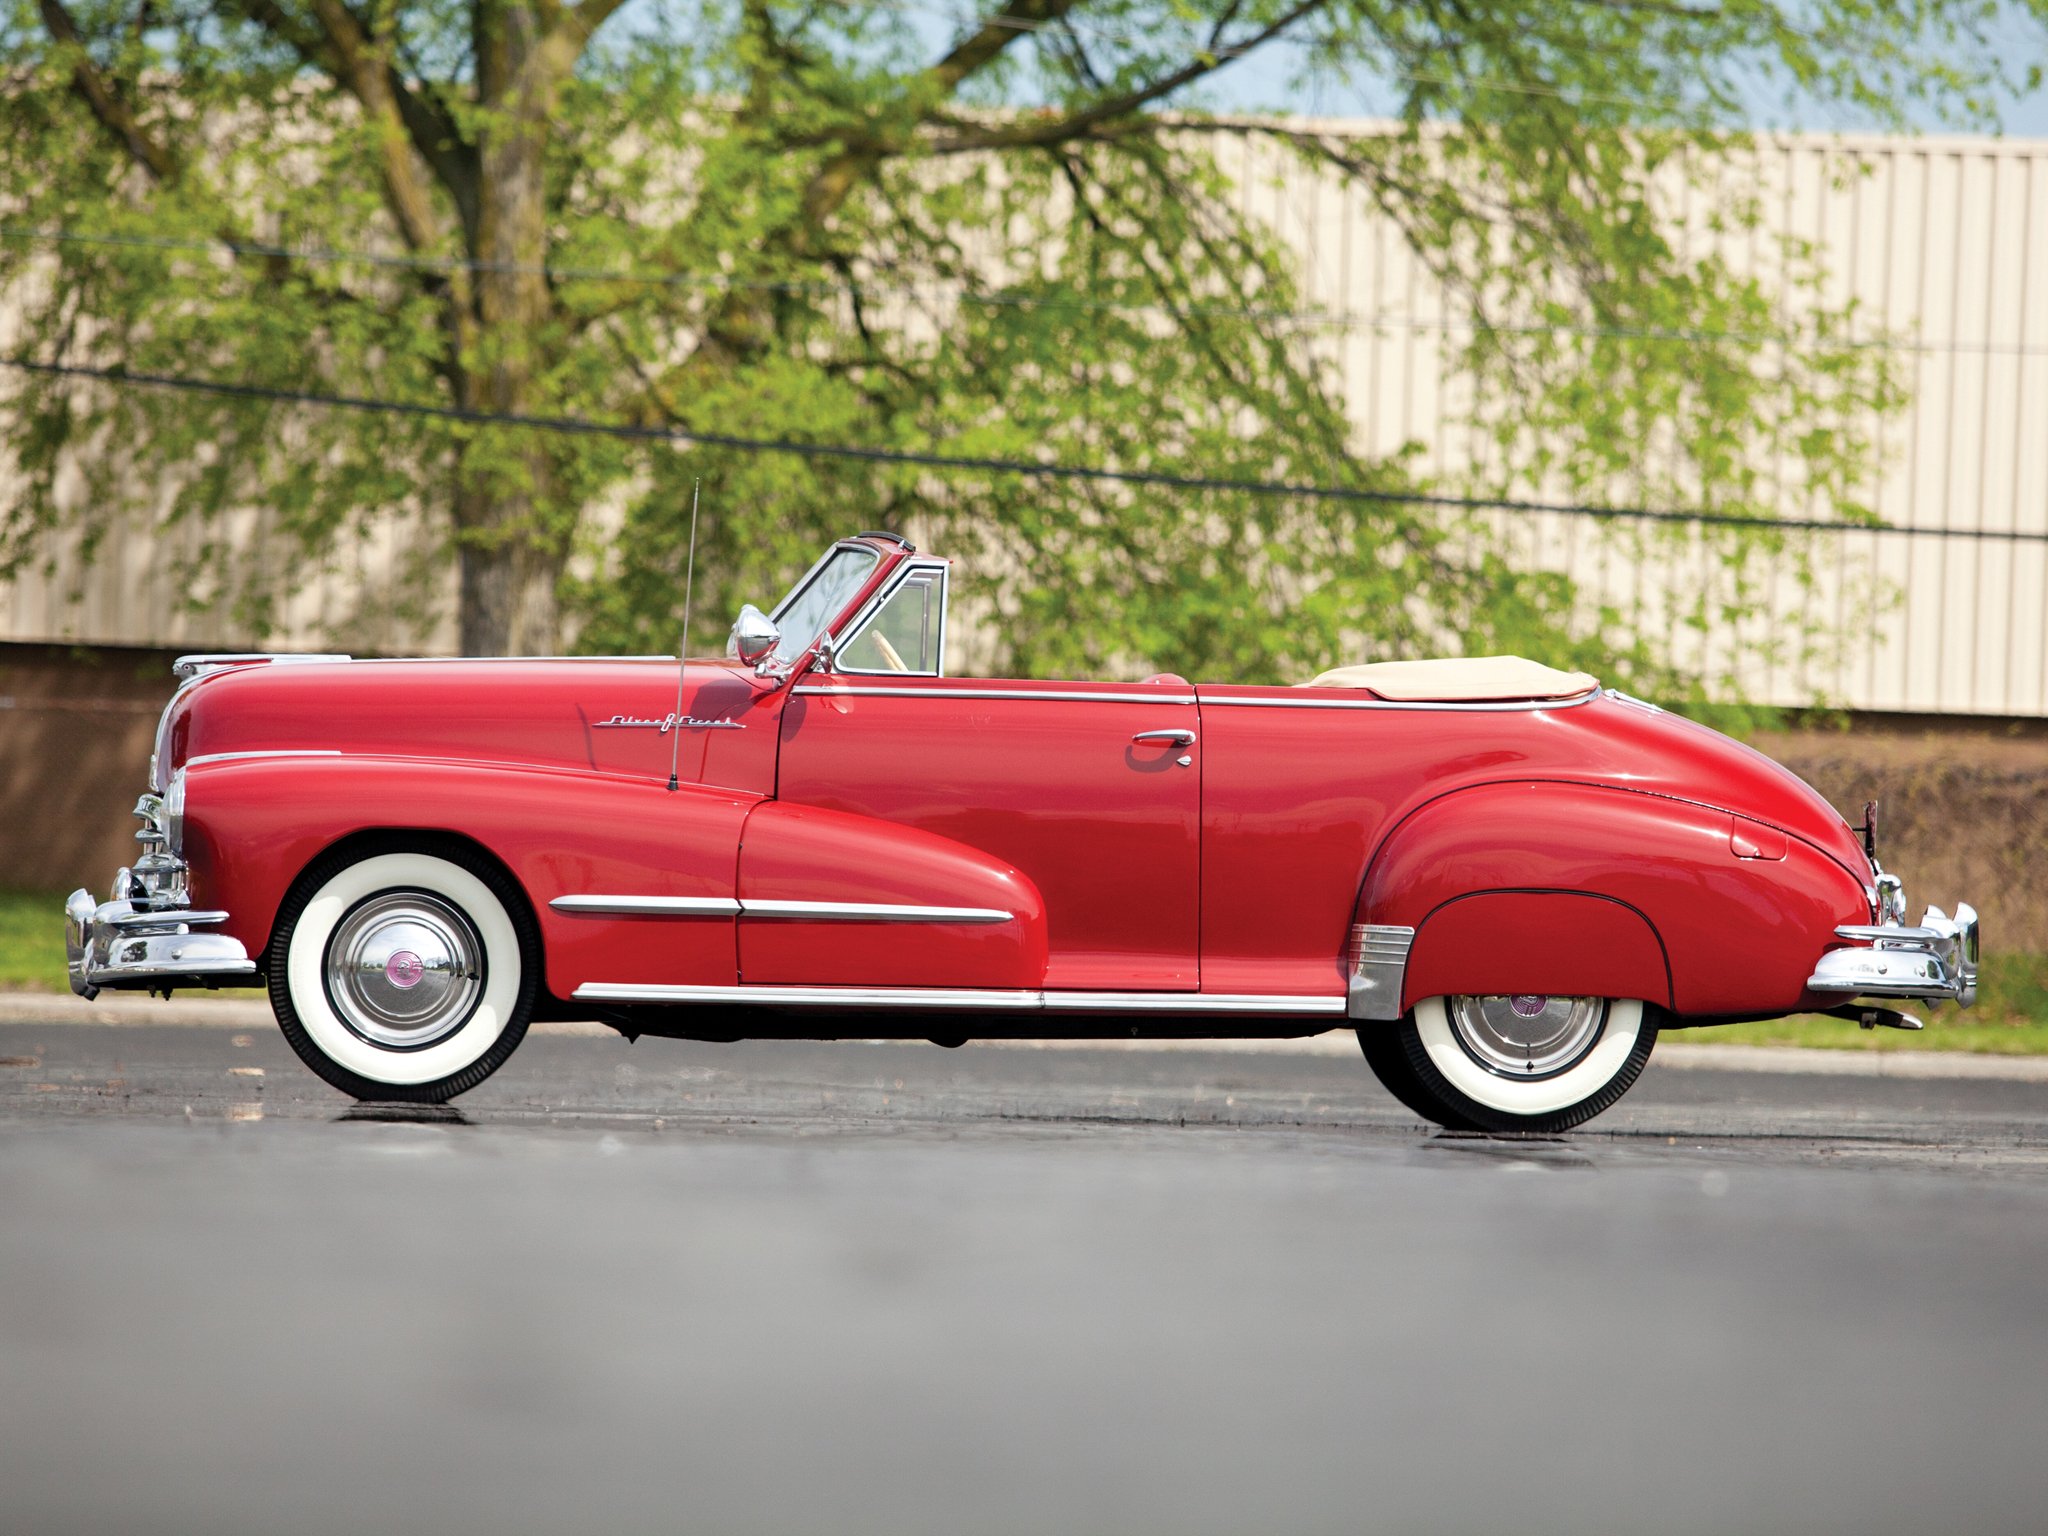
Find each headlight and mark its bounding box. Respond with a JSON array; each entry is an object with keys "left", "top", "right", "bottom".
[{"left": 164, "top": 770, "right": 186, "bottom": 857}]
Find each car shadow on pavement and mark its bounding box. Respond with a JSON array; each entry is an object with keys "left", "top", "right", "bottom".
[{"left": 338, "top": 1102, "right": 472, "bottom": 1127}]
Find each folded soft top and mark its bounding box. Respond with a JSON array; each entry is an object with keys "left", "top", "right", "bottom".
[{"left": 1302, "top": 656, "right": 1599, "bottom": 702}]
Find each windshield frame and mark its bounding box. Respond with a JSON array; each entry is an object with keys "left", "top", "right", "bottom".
[{"left": 764, "top": 543, "right": 888, "bottom": 665}]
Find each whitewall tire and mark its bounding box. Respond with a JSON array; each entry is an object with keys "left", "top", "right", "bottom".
[
  {"left": 268, "top": 841, "right": 539, "bottom": 1102},
  {"left": 1359, "top": 995, "right": 1659, "bottom": 1133}
]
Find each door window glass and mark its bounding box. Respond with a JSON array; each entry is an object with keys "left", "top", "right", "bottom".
[{"left": 838, "top": 569, "right": 945, "bottom": 674}]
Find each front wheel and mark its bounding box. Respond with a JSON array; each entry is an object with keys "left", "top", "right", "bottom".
[
  {"left": 269, "top": 842, "right": 539, "bottom": 1102},
  {"left": 1359, "top": 995, "right": 1658, "bottom": 1133}
]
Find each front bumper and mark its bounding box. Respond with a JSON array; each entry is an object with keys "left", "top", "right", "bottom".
[
  {"left": 65, "top": 891, "right": 257, "bottom": 999},
  {"left": 63, "top": 784, "right": 255, "bottom": 999},
  {"left": 1805, "top": 902, "right": 1979, "bottom": 1007}
]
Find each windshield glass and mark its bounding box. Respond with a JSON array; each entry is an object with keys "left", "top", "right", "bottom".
[{"left": 768, "top": 547, "right": 880, "bottom": 662}]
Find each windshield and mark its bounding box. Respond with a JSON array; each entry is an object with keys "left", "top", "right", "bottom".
[{"left": 768, "top": 547, "right": 880, "bottom": 662}]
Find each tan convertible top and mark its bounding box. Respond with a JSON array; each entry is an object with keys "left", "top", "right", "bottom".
[{"left": 1302, "top": 656, "right": 1600, "bottom": 702}]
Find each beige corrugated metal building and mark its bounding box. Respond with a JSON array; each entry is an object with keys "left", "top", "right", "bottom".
[{"left": 5, "top": 122, "right": 2045, "bottom": 715}]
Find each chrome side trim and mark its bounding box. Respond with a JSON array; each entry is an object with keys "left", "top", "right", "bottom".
[
  {"left": 1603, "top": 688, "right": 1665, "bottom": 713},
  {"left": 792, "top": 685, "right": 1198, "bottom": 706},
  {"left": 743, "top": 900, "right": 1013, "bottom": 925},
  {"left": 1201, "top": 690, "right": 1600, "bottom": 713},
  {"left": 186, "top": 750, "right": 345, "bottom": 768},
  {"left": 549, "top": 896, "right": 1012, "bottom": 924},
  {"left": 266, "top": 654, "right": 681, "bottom": 664},
  {"left": 550, "top": 895, "right": 743, "bottom": 917},
  {"left": 1346, "top": 923, "right": 1416, "bottom": 1020},
  {"left": 570, "top": 983, "right": 1343, "bottom": 1014}
]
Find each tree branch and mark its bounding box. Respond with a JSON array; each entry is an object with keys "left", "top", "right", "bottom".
[
  {"left": 220, "top": 0, "right": 480, "bottom": 248},
  {"left": 292, "top": 0, "right": 455, "bottom": 256},
  {"left": 924, "top": 0, "right": 1085, "bottom": 97},
  {"left": 36, "top": 0, "right": 175, "bottom": 182},
  {"left": 929, "top": 0, "right": 1333, "bottom": 154},
  {"left": 775, "top": 1, "right": 1086, "bottom": 264},
  {"left": 31, "top": 0, "right": 379, "bottom": 318},
  {"left": 556, "top": 0, "right": 631, "bottom": 53}
]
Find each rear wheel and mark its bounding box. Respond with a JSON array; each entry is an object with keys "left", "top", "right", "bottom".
[
  {"left": 1358, "top": 995, "right": 1658, "bottom": 1133},
  {"left": 268, "top": 842, "right": 538, "bottom": 1102}
]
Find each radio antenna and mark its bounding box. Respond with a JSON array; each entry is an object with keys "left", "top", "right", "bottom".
[{"left": 667, "top": 477, "right": 701, "bottom": 793}]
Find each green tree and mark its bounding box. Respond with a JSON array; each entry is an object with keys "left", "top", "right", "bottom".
[{"left": 0, "top": 1, "right": 2035, "bottom": 683}]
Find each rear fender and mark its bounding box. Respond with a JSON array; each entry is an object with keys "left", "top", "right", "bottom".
[
  {"left": 182, "top": 756, "right": 756, "bottom": 999},
  {"left": 1356, "top": 781, "right": 1870, "bottom": 1016}
]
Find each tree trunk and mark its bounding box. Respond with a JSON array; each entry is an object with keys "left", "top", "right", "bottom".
[
  {"left": 450, "top": 1, "right": 577, "bottom": 656},
  {"left": 456, "top": 499, "right": 562, "bottom": 655}
]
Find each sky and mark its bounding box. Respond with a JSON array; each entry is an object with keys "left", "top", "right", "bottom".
[
  {"left": 1114, "top": 4, "right": 2048, "bottom": 141},
  {"left": 712, "top": 1, "right": 2048, "bottom": 142},
  {"left": 1196, "top": 20, "right": 2048, "bottom": 140}
]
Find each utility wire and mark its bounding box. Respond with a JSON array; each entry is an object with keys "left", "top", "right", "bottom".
[
  {"left": 4, "top": 225, "right": 2035, "bottom": 359},
  {"left": 6, "top": 354, "right": 2044, "bottom": 543}
]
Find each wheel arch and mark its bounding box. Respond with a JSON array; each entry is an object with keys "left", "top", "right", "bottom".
[
  {"left": 1401, "top": 889, "right": 1673, "bottom": 1013},
  {"left": 266, "top": 826, "right": 543, "bottom": 980}
]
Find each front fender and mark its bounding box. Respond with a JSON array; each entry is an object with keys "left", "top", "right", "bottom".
[
  {"left": 736, "top": 801, "right": 1048, "bottom": 989},
  {"left": 1356, "top": 781, "right": 1871, "bottom": 1017},
  {"left": 183, "top": 756, "right": 756, "bottom": 1000}
]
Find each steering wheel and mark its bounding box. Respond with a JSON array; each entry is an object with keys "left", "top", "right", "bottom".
[{"left": 875, "top": 633, "right": 911, "bottom": 673}]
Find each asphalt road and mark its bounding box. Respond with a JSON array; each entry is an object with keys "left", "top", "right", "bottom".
[{"left": 5, "top": 1018, "right": 2048, "bottom": 1535}]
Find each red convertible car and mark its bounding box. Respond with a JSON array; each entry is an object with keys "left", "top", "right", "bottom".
[{"left": 65, "top": 531, "right": 1978, "bottom": 1130}]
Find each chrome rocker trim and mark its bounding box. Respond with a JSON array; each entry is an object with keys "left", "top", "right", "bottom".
[
  {"left": 65, "top": 890, "right": 255, "bottom": 1000},
  {"left": 1345, "top": 923, "right": 1417, "bottom": 1020},
  {"left": 1806, "top": 901, "right": 1979, "bottom": 1006},
  {"left": 571, "top": 983, "right": 1346, "bottom": 1015}
]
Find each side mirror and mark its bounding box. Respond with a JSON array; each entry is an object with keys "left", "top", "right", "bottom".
[{"left": 729, "top": 604, "right": 782, "bottom": 672}]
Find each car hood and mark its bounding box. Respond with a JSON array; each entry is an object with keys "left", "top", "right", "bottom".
[{"left": 157, "top": 657, "right": 783, "bottom": 793}]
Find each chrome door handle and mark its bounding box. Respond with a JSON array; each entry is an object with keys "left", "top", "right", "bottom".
[{"left": 1131, "top": 729, "right": 1196, "bottom": 747}]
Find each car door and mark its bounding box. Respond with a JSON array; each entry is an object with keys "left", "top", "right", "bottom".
[{"left": 773, "top": 673, "right": 1202, "bottom": 991}]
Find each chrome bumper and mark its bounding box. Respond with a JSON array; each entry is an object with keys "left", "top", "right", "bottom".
[
  {"left": 65, "top": 890, "right": 257, "bottom": 1000},
  {"left": 1806, "top": 902, "right": 1979, "bottom": 1007},
  {"left": 63, "top": 785, "right": 255, "bottom": 998}
]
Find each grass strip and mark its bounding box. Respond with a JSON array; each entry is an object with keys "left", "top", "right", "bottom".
[{"left": 0, "top": 888, "right": 69, "bottom": 992}]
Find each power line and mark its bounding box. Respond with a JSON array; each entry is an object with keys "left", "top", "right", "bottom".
[
  {"left": 6, "top": 354, "right": 2044, "bottom": 543},
  {"left": 5, "top": 224, "right": 2038, "bottom": 359}
]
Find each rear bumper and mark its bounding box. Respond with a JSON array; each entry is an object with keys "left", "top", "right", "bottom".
[
  {"left": 1805, "top": 902, "right": 1979, "bottom": 1007},
  {"left": 65, "top": 889, "right": 256, "bottom": 1000}
]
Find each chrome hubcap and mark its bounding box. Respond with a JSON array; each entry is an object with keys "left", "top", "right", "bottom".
[
  {"left": 1446, "top": 994, "right": 1607, "bottom": 1080},
  {"left": 325, "top": 892, "right": 483, "bottom": 1050}
]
